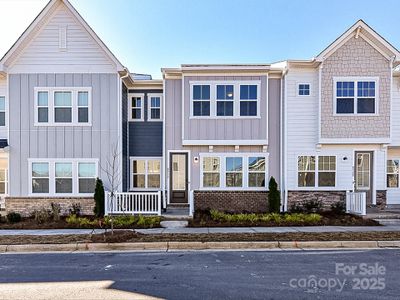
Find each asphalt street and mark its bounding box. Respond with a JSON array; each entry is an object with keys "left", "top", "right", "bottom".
[{"left": 0, "top": 249, "right": 399, "bottom": 299}]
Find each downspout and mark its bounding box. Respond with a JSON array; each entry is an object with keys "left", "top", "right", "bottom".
[
  {"left": 162, "top": 75, "right": 167, "bottom": 211},
  {"left": 283, "top": 67, "right": 289, "bottom": 211}
]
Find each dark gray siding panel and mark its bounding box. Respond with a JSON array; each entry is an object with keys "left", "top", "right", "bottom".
[
  {"left": 268, "top": 78, "right": 281, "bottom": 186},
  {"left": 129, "top": 122, "right": 162, "bottom": 156},
  {"left": 122, "top": 83, "right": 128, "bottom": 192}
]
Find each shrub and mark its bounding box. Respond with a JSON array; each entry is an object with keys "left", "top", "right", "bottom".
[
  {"left": 69, "top": 203, "right": 81, "bottom": 216},
  {"left": 268, "top": 177, "right": 281, "bottom": 213},
  {"left": 66, "top": 214, "right": 97, "bottom": 227},
  {"left": 94, "top": 178, "right": 105, "bottom": 218},
  {"left": 50, "top": 202, "right": 61, "bottom": 221},
  {"left": 34, "top": 209, "right": 51, "bottom": 224},
  {"left": 303, "top": 213, "right": 322, "bottom": 223},
  {"left": 289, "top": 203, "right": 305, "bottom": 213},
  {"left": 7, "top": 212, "right": 21, "bottom": 223},
  {"left": 330, "top": 201, "right": 346, "bottom": 215},
  {"left": 302, "top": 199, "right": 323, "bottom": 213}
]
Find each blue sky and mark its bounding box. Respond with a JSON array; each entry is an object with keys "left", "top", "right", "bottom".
[{"left": 1, "top": 0, "right": 400, "bottom": 79}]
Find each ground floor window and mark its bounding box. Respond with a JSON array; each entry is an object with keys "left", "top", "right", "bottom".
[
  {"left": 30, "top": 159, "right": 97, "bottom": 195},
  {"left": 200, "top": 153, "right": 267, "bottom": 189},
  {"left": 130, "top": 157, "right": 161, "bottom": 189},
  {"left": 387, "top": 159, "right": 399, "bottom": 188},
  {"left": 297, "top": 155, "right": 336, "bottom": 188},
  {"left": 0, "top": 158, "right": 8, "bottom": 194}
]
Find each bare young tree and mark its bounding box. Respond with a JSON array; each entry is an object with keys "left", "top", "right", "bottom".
[{"left": 101, "top": 142, "right": 122, "bottom": 234}]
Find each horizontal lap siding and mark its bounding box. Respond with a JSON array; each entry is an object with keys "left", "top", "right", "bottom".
[
  {"left": 129, "top": 122, "right": 162, "bottom": 156},
  {"left": 8, "top": 73, "right": 119, "bottom": 196}
]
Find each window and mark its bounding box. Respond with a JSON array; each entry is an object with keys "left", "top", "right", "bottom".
[
  {"left": 202, "top": 157, "right": 220, "bottom": 187},
  {"left": 216, "top": 85, "right": 234, "bottom": 116},
  {"left": 298, "top": 156, "right": 315, "bottom": 187},
  {"left": 78, "top": 92, "right": 89, "bottom": 123},
  {"left": 240, "top": 85, "right": 258, "bottom": 116},
  {"left": 34, "top": 88, "right": 91, "bottom": 125},
  {"left": 148, "top": 94, "right": 162, "bottom": 121},
  {"left": 298, "top": 84, "right": 310, "bottom": 96},
  {"left": 298, "top": 155, "right": 336, "bottom": 188},
  {"left": 0, "top": 96, "right": 5, "bottom": 126},
  {"left": 32, "top": 163, "right": 49, "bottom": 193},
  {"left": 0, "top": 159, "right": 7, "bottom": 194},
  {"left": 335, "top": 79, "right": 377, "bottom": 114},
  {"left": 226, "top": 157, "right": 243, "bottom": 187},
  {"left": 387, "top": 160, "right": 399, "bottom": 188},
  {"left": 248, "top": 157, "right": 266, "bottom": 187},
  {"left": 193, "top": 85, "right": 210, "bottom": 116},
  {"left": 54, "top": 91, "right": 72, "bottom": 123},
  {"left": 78, "top": 163, "right": 96, "bottom": 193},
  {"left": 318, "top": 156, "right": 336, "bottom": 187},
  {"left": 130, "top": 95, "right": 143, "bottom": 121},
  {"left": 30, "top": 160, "right": 97, "bottom": 195},
  {"left": 131, "top": 158, "right": 161, "bottom": 189},
  {"left": 55, "top": 163, "right": 72, "bottom": 193}
]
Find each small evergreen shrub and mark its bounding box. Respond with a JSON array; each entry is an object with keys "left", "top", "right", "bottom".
[
  {"left": 50, "top": 202, "right": 61, "bottom": 221},
  {"left": 268, "top": 177, "right": 281, "bottom": 213},
  {"left": 69, "top": 203, "right": 81, "bottom": 216},
  {"left": 7, "top": 212, "right": 21, "bottom": 223},
  {"left": 34, "top": 209, "right": 51, "bottom": 224},
  {"left": 94, "top": 178, "right": 105, "bottom": 217},
  {"left": 302, "top": 199, "right": 323, "bottom": 213},
  {"left": 330, "top": 201, "right": 346, "bottom": 215}
]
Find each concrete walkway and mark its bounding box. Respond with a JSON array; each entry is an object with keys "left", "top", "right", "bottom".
[{"left": 1, "top": 226, "right": 400, "bottom": 236}]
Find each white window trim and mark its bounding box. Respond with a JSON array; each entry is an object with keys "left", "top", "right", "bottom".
[
  {"left": 333, "top": 77, "right": 379, "bottom": 116},
  {"left": 297, "top": 83, "right": 311, "bottom": 97},
  {"left": 387, "top": 158, "right": 400, "bottom": 189},
  {"left": 147, "top": 93, "right": 163, "bottom": 121},
  {"left": 129, "top": 93, "right": 144, "bottom": 122},
  {"left": 296, "top": 155, "right": 337, "bottom": 189},
  {"left": 28, "top": 158, "right": 98, "bottom": 196},
  {"left": 189, "top": 81, "right": 261, "bottom": 119},
  {"left": 0, "top": 95, "right": 5, "bottom": 127},
  {"left": 199, "top": 153, "right": 268, "bottom": 191},
  {"left": 130, "top": 157, "right": 162, "bottom": 190},
  {"left": 34, "top": 87, "right": 92, "bottom": 126}
]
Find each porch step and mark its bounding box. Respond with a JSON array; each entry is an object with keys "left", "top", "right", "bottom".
[
  {"left": 373, "top": 219, "right": 400, "bottom": 226},
  {"left": 160, "top": 220, "right": 188, "bottom": 228},
  {"left": 167, "top": 203, "right": 189, "bottom": 208},
  {"left": 162, "top": 206, "right": 191, "bottom": 220},
  {"left": 365, "top": 213, "right": 400, "bottom": 219}
]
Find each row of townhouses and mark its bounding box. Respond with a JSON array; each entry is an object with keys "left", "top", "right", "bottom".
[{"left": 1, "top": 0, "right": 400, "bottom": 217}]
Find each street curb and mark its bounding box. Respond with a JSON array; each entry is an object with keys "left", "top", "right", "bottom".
[{"left": 1, "top": 240, "right": 400, "bottom": 253}]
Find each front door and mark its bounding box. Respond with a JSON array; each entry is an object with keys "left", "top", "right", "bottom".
[
  {"left": 354, "top": 151, "right": 373, "bottom": 204},
  {"left": 170, "top": 153, "right": 188, "bottom": 204}
]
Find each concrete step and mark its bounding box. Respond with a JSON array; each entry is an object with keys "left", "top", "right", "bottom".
[
  {"left": 160, "top": 220, "right": 188, "bottom": 228},
  {"left": 366, "top": 213, "right": 400, "bottom": 219},
  {"left": 373, "top": 219, "right": 400, "bottom": 226}
]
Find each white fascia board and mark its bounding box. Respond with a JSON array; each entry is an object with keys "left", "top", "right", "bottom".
[
  {"left": 182, "top": 140, "right": 268, "bottom": 146},
  {"left": 319, "top": 138, "right": 391, "bottom": 144}
]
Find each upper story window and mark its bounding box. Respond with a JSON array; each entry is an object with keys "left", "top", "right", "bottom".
[
  {"left": 148, "top": 93, "right": 162, "bottom": 121},
  {"left": 335, "top": 78, "right": 377, "bottom": 115},
  {"left": 34, "top": 88, "right": 91, "bottom": 126},
  {"left": 193, "top": 85, "right": 210, "bottom": 116},
  {"left": 298, "top": 84, "right": 310, "bottom": 96},
  {"left": 216, "top": 85, "right": 234, "bottom": 116},
  {"left": 130, "top": 94, "right": 144, "bottom": 121},
  {"left": 0, "top": 96, "right": 5, "bottom": 126},
  {"left": 190, "top": 81, "right": 260, "bottom": 118},
  {"left": 240, "top": 85, "right": 258, "bottom": 116}
]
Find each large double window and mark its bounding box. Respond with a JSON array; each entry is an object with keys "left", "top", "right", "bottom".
[
  {"left": 201, "top": 154, "right": 267, "bottom": 189},
  {"left": 30, "top": 160, "right": 97, "bottom": 195},
  {"left": 298, "top": 155, "right": 336, "bottom": 188},
  {"left": 34, "top": 88, "right": 91, "bottom": 125},
  {"left": 130, "top": 158, "right": 161, "bottom": 189},
  {"left": 191, "top": 82, "right": 260, "bottom": 118},
  {"left": 335, "top": 78, "right": 378, "bottom": 114}
]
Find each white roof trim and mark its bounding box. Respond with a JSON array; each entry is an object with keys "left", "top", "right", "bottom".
[
  {"left": 0, "top": 0, "right": 126, "bottom": 72},
  {"left": 316, "top": 20, "right": 400, "bottom": 62}
]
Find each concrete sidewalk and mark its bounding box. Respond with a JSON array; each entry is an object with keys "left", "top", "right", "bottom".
[{"left": 1, "top": 226, "right": 400, "bottom": 236}]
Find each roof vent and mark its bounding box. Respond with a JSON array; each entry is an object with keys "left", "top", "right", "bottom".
[{"left": 59, "top": 25, "right": 67, "bottom": 50}]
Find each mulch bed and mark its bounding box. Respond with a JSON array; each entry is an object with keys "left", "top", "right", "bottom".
[
  {"left": 189, "top": 211, "right": 379, "bottom": 227},
  {"left": 1, "top": 230, "right": 400, "bottom": 245}
]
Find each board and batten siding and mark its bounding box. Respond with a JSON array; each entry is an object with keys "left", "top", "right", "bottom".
[
  {"left": 8, "top": 2, "right": 117, "bottom": 74},
  {"left": 8, "top": 73, "right": 119, "bottom": 196},
  {"left": 183, "top": 76, "right": 268, "bottom": 142}
]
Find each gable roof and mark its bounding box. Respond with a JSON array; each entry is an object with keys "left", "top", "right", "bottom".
[
  {"left": 0, "top": 0, "right": 127, "bottom": 73},
  {"left": 315, "top": 19, "right": 400, "bottom": 63}
]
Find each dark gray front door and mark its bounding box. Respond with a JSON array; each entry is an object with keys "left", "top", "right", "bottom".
[
  {"left": 354, "top": 151, "right": 373, "bottom": 205},
  {"left": 170, "top": 153, "right": 188, "bottom": 204}
]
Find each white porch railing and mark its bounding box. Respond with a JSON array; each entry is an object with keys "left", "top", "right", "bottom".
[
  {"left": 346, "top": 191, "right": 366, "bottom": 216},
  {"left": 105, "top": 191, "right": 162, "bottom": 216}
]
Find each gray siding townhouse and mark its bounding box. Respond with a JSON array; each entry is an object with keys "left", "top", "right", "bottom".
[{"left": 0, "top": 0, "right": 132, "bottom": 216}]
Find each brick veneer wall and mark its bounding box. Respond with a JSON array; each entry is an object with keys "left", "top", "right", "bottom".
[
  {"left": 375, "top": 190, "right": 387, "bottom": 210},
  {"left": 6, "top": 197, "right": 95, "bottom": 217},
  {"left": 194, "top": 191, "right": 269, "bottom": 213},
  {"left": 287, "top": 191, "right": 346, "bottom": 210}
]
